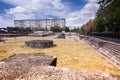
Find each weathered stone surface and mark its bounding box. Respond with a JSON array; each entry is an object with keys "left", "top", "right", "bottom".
[
  {"left": 0, "top": 54, "right": 120, "bottom": 80},
  {"left": 0, "top": 62, "right": 120, "bottom": 80},
  {"left": 2, "top": 54, "right": 57, "bottom": 66},
  {"left": 57, "top": 33, "right": 65, "bottom": 39},
  {"left": 28, "top": 31, "right": 54, "bottom": 37},
  {"left": 25, "top": 40, "right": 53, "bottom": 48}
]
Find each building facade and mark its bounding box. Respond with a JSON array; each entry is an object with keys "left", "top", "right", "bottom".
[{"left": 14, "top": 18, "right": 66, "bottom": 30}]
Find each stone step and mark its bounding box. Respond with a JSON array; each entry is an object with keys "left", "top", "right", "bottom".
[
  {"left": 100, "top": 51, "right": 118, "bottom": 64},
  {"left": 103, "top": 44, "right": 120, "bottom": 52},
  {"left": 82, "top": 35, "right": 120, "bottom": 69},
  {"left": 100, "top": 50, "right": 120, "bottom": 67},
  {"left": 103, "top": 46, "right": 120, "bottom": 55},
  {"left": 102, "top": 48, "right": 120, "bottom": 59},
  {"left": 104, "top": 44, "right": 120, "bottom": 49}
]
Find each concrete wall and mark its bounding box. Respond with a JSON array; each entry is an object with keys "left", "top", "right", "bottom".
[{"left": 14, "top": 19, "right": 66, "bottom": 30}]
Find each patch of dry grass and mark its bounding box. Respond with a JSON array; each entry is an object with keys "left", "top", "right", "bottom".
[{"left": 0, "top": 35, "right": 120, "bottom": 75}]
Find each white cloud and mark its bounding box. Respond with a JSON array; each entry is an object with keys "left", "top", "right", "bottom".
[
  {"left": 66, "top": 0, "right": 99, "bottom": 27},
  {"left": 0, "top": 0, "right": 99, "bottom": 28},
  {"left": 88, "top": 0, "right": 97, "bottom": 3},
  {"left": 5, "top": 0, "right": 67, "bottom": 17},
  {"left": 0, "top": 16, "right": 13, "bottom": 27},
  {"left": 0, "top": 0, "right": 67, "bottom": 27},
  {"left": 13, "top": 13, "right": 35, "bottom": 20},
  {"left": 7, "top": 6, "right": 27, "bottom": 14}
]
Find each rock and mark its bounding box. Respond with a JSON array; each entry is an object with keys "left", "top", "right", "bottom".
[
  {"left": 57, "top": 33, "right": 65, "bottom": 39},
  {"left": 25, "top": 40, "right": 53, "bottom": 49}
]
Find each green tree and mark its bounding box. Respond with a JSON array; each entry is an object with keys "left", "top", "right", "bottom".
[
  {"left": 71, "top": 27, "right": 80, "bottom": 33},
  {"left": 50, "top": 26, "right": 63, "bottom": 32},
  {"left": 93, "top": 0, "right": 120, "bottom": 32},
  {"left": 7, "top": 27, "right": 33, "bottom": 33},
  {"left": 79, "top": 25, "right": 85, "bottom": 34},
  {"left": 63, "top": 27, "right": 70, "bottom": 32}
]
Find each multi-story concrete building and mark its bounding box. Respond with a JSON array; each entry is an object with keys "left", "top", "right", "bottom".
[{"left": 14, "top": 18, "right": 66, "bottom": 30}]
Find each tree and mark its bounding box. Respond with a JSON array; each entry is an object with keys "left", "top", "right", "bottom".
[
  {"left": 93, "top": 0, "right": 120, "bottom": 32},
  {"left": 50, "top": 26, "right": 63, "bottom": 32},
  {"left": 71, "top": 27, "right": 80, "bottom": 33},
  {"left": 63, "top": 27, "right": 70, "bottom": 32},
  {"left": 79, "top": 25, "right": 85, "bottom": 34},
  {"left": 34, "top": 27, "right": 45, "bottom": 31},
  {"left": 7, "top": 27, "right": 33, "bottom": 33}
]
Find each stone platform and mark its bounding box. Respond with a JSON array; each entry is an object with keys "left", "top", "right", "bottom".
[
  {"left": 1, "top": 54, "right": 57, "bottom": 66},
  {"left": 57, "top": 33, "right": 65, "bottom": 39},
  {"left": 25, "top": 40, "right": 53, "bottom": 48},
  {"left": 0, "top": 54, "right": 120, "bottom": 80}
]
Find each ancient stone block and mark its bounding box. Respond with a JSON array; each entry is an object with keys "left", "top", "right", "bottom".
[
  {"left": 25, "top": 40, "right": 53, "bottom": 48},
  {"left": 0, "top": 54, "right": 120, "bottom": 80},
  {"left": 2, "top": 54, "right": 57, "bottom": 66},
  {"left": 57, "top": 33, "right": 65, "bottom": 39}
]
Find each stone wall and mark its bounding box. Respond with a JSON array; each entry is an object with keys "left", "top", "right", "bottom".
[{"left": 25, "top": 40, "right": 53, "bottom": 49}]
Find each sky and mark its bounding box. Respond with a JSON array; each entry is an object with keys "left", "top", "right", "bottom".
[{"left": 0, "top": 0, "right": 99, "bottom": 28}]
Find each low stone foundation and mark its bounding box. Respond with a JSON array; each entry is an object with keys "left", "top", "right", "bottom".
[
  {"left": 28, "top": 31, "right": 54, "bottom": 37},
  {"left": 2, "top": 54, "right": 57, "bottom": 66},
  {"left": 0, "top": 39, "right": 5, "bottom": 42},
  {"left": 25, "top": 40, "right": 53, "bottom": 48},
  {"left": 0, "top": 54, "right": 120, "bottom": 80},
  {"left": 57, "top": 33, "right": 65, "bottom": 39}
]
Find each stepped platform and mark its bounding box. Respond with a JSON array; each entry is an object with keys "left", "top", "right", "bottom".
[{"left": 80, "top": 35, "right": 120, "bottom": 69}]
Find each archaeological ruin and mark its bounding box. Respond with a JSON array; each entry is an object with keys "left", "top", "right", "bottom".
[
  {"left": 0, "top": 54, "right": 120, "bottom": 80},
  {"left": 25, "top": 40, "right": 53, "bottom": 49},
  {"left": 80, "top": 35, "right": 120, "bottom": 69}
]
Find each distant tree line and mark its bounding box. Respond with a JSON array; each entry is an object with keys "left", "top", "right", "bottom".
[
  {"left": 0, "top": 26, "right": 72, "bottom": 33},
  {"left": 7, "top": 27, "right": 33, "bottom": 33},
  {"left": 50, "top": 26, "right": 70, "bottom": 32}
]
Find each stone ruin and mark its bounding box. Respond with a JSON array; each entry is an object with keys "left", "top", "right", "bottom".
[
  {"left": 25, "top": 40, "right": 53, "bottom": 49},
  {"left": 28, "top": 31, "right": 54, "bottom": 37},
  {"left": 80, "top": 35, "right": 120, "bottom": 69},
  {"left": 57, "top": 33, "right": 65, "bottom": 39},
  {"left": 0, "top": 54, "right": 120, "bottom": 80},
  {"left": 1, "top": 54, "right": 57, "bottom": 66},
  {"left": 0, "top": 35, "right": 5, "bottom": 42}
]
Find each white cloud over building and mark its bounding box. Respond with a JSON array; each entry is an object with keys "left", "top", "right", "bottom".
[{"left": 0, "top": 0, "right": 99, "bottom": 28}]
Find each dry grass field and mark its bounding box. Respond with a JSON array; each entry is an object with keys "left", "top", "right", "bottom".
[{"left": 0, "top": 35, "right": 120, "bottom": 75}]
